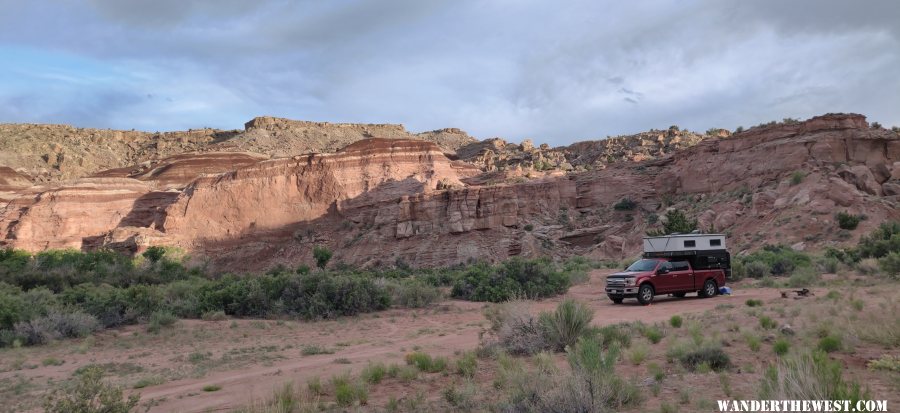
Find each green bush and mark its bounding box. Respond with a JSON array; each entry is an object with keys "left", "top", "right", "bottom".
[
  {"left": 676, "top": 344, "right": 731, "bottom": 371},
  {"left": 789, "top": 171, "right": 806, "bottom": 186},
  {"left": 646, "top": 209, "right": 697, "bottom": 236},
  {"left": 613, "top": 198, "right": 637, "bottom": 211},
  {"left": 745, "top": 299, "right": 763, "bottom": 307},
  {"left": 817, "top": 335, "right": 842, "bottom": 353},
  {"left": 740, "top": 245, "right": 811, "bottom": 276},
  {"left": 857, "top": 222, "right": 900, "bottom": 258},
  {"left": 44, "top": 366, "right": 139, "bottom": 413},
  {"left": 744, "top": 261, "right": 770, "bottom": 278},
  {"left": 388, "top": 279, "right": 442, "bottom": 308},
  {"left": 404, "top": 352, "right": 447, "bottom": 373},
  {"left": 539, "top": 299, "right": 594, "bottom": 351},
  {"left": 451, "top": 258, "right": 573, "bottom": 302},
  {"left": 14, "top": 311, "right": 100, "bottom": 345},
  {"left": 146, "top": 311, "right": 177, "bottom": 333},
  {"left": 759, "top": 316, "right": 777, "bottom": 330},
  {"left": 669, "top": 315, "right": 683, "bottom": 328},
  {"left": 773, "top": 339, "right": 790, "bottom": 356},
  {"left": 787, "top": 267, "right": 819, "bottom": 288},
  {"left": 455, "top": 351, "right": 477, "bottom": 378},
  {"left": 312, "top": 245, "right": 332, "bottom": 269},
  {"left": 361, "top": 362, "right": 387, "bottom": 384},
  {"left": 878, "top": 252, "right": 900, "bottom": 278},
  {"left": 835, "top": 212, "right": 863, "bottom": 230},
  {"left": 760, "top": 351, "right": 867, "bottom": 402},
  {"left": 642, "top": 324, "right": 665, "bottom": 344}
]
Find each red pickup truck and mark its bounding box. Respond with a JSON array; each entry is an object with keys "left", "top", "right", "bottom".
[{"left": 605, "top": 258, "right": 726, "bottom": 305}]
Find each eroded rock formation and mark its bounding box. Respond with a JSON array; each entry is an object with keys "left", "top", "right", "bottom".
[{"left": 1, "top": 113, "right": 898, "bottom": 270}]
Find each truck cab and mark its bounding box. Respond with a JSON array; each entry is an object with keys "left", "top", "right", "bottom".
[{"left": 606, "top": 234, "right": 730, "bottom": 305}]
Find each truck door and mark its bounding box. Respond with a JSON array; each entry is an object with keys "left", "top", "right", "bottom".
[
  {"left": 653, "top": 261, "right": 676, "bottom": 293},
  {"left": 669, "top": 260, "right": 695, "bottom": 292}
]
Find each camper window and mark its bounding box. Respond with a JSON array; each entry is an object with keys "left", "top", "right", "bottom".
[
  {"left": 710, "top": 239, "right": 722, "bottom": 247},
  {"left": 684, "top": 240, "right": 696, "bottom": 248}
]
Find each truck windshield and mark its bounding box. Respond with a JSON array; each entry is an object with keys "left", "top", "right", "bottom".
[{"left": 625, "top": 259, "right": 659, "bottom": 272}]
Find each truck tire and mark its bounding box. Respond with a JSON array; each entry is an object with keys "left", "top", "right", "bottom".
[
  {"left": 672, "top": 292, "right": 687, "bottom": 298},
  {"left": 608, "top": 295, "right": 624, "bottom": 304},
  {"left": 637, "top": 284, "right": 654, "bottom": 305},
  {"left": 699, "top": 279, "right": 717, "bottom": 298}
]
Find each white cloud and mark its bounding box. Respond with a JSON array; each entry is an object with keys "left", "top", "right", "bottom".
[{"left": 0, "top": 0, "right": 897, "bottom": 143}]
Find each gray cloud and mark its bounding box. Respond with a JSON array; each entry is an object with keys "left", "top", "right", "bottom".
[{"left": 0, "top": 0, "right": 897, "bottom": 144}]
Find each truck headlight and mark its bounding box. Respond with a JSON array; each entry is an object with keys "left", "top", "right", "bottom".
[{"left": 624, "top": 278, "right": 636, "bottom": 286}]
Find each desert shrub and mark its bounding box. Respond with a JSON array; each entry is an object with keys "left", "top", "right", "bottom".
[
  {"left": 744, "top": 261, "right": 770, "bottom": 278},
  {"left": 857, "top": 221, "right": 900, "bottom": 258},
  {"left": 312, "top": 245, "right": 332, "bottom": 269},
  {"left": 646, "top": 209, "right": 697, "bottom": 236},
  {"left": 640, "top": 324, "right": 664, "bottom": 344},
  {"left": 443, "top": 382, "right": 477, "bottom": 410},
  {"left": 835, "top": 212, "right": 863, "bottom": 230},
  {"left": 200, "top": 310, "right": 227, "bottom": 321},
  {"left": 759, "top": 315, "right": 777, "bottom": 330},
  {"left": 146, "top": 311, "right": 177, "bottom": 333},
  {"left": 387, "top": 279, "right": 441, "bottom": 308},
  {"left": 740, "top": 245, "right": 811, "bottom": 276},
  {"left": 548, "top": 337, "right": 642, "bottom": 411},
  {"left": 301, "top": 345, "right": 334, "bottom": 356},
  {"left": 485, "top": 300, "right": 548, "bottom": 355},
  {"left": 787, "top": 267, "right": 819, "bottom": 288},
  {"left": 278, "top": 272, "right": 390, "bottom": 320},
  {"left": 141, "top": 246, "right": 167, "bottom": 263},
  {"left": 628, "top": 343, "right": 649, "bottom": 365},
  {"left": 867, "top": 355, "right": 900, "bottom": 372},
  {"left": 404, "top": 352, "right": 447, "bottom": 373},
  {"left": 539, "top": 299, "right": 594, "bottom": 351},
  {"left": 790, "top": 171, "right": 807, "bottom": 186},
  {"left": 202, "top": 385, "right": 221, "bottom": 392},
  {"left": 818, "top": 257, "right": 840, "bottom": 273},
  {"left": 14, "top": 311, "right": 99, "bottom": 345},
  {"left": 773, "top": 338, "right": 790, "bottom": 356},
  {"left": 451, "top": 258, "right": 571, "bottom": 302},
  {"left": 588, "top": 323, "right": 633, "bottom": 349},
  {"left": 745, "top": 333, "right": 762, "bottom": 352},
  {"left": 44, "top": 366, "right": 139, "bottom": 413},
  {"left": 745, "top": 299, "right": 763, "bottom": 307},
  {"left": 675, "top": 344, "right": 731, "bottom": 372},
  {"left": 669, "top": 315, "right": 683, "bottom": 328},
  {"left": 817, "top": 335, "right": 842, "bottom": 353},
  {"left": 560, "top": 256, "right": 593, "bottom": 285},
  {"left": 759, "top": 351, "right": 867, "bottom": 402},
  {"left": 613, "top": 198, "right": 637, "bottom": 211},
  {"left": 361, "top": 362, "right": 387, "bottom": 384},
  {"left": 878, "top": 252, "right": 900, "bottom": 278},
  {"left": 855, "top": 258, "right": 880, "bottom": 275},
  {"left": 455, "top": 351, "right": 477, "bottom": 378}
]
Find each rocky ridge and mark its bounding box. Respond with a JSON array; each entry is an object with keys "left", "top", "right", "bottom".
[{"left": 1, "top": 113, "right": 898, "bottom": 270}]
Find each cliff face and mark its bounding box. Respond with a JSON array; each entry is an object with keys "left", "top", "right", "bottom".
[{"left": 0, "top": 113, "right": 898, "bottom": 270}]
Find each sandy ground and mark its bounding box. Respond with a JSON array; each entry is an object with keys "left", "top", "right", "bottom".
[{"left": 0, "top": 269, "right": 796, "bottom": 412}]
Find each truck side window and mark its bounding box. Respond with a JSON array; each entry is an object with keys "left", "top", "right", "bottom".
[{"left": 672, "top": 261, "right": 689, "bottom": 271}]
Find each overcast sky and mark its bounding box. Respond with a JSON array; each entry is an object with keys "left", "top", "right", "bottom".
[{"left": 0, "top": 0, "right": 897, "bottom": 144}]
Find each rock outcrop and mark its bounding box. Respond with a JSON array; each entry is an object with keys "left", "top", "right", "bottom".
[{"left": 1, "top": 113, "right": 898, "bottom": 270}]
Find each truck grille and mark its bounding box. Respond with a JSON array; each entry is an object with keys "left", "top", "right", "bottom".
[{"left": 607, "top": 279, "right": 626, "bottom": 287}]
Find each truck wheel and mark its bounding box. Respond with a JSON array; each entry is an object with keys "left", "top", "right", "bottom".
[
  {"left": 608, "top": 295, "right": 624, "bottom": 304},
  {"left": 637, "top": 284, "right": 654, "bottom": 305},
  {"left": 673, "top": 292, "right": 687, "bottom": 298},
  {"left": 699, "top": 279, "right": 718, "bottom": 298}
]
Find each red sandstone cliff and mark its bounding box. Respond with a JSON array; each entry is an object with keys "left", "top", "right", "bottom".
[{"left": 1, "top": 113, "right": 898, "bottom": 270}]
